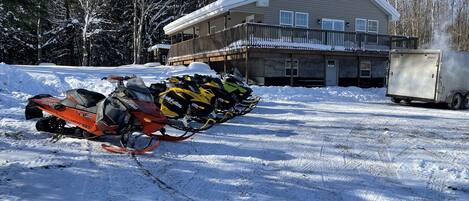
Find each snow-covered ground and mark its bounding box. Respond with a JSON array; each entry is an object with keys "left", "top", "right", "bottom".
[{"left": 1, "top": 63, "right": 468, "bottom": 201}]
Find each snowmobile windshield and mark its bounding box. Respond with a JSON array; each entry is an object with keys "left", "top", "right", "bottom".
[
  {"left": 214, "top": 78, "right": 224, "bottom": 89},
  {"left": 125, "top": 77, "right": 153, "bottom": 102},
  {"left": 226, "top": 75, "right": 247, "bottom": 87},
  {"left": 185, "top": 81, "right": 200, "bottom": 93}
]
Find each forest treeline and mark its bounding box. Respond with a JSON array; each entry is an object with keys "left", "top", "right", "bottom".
[
  {"left": 1, "top": 0, "right": 468, "bottom": 66},
  {"left": 390, "top": 0, "right": 469, "bottom": 50},
  {"left": 0, "top": 0, "right": 210, "bottom": 65}
]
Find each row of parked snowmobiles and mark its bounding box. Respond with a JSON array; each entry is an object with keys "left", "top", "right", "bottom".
[{"left": 25, "top": 74, "right": 260, "bottom": 154}]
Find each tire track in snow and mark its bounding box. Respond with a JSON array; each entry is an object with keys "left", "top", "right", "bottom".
[
  {"left": 339, "top": 118, "right": 426, "bottom": 199},
  {"left": 131, "top": 154, "right": 194, "bottom": 201},
  {"left": 79, "top": 140, "right": 114, "bottom": 200}
]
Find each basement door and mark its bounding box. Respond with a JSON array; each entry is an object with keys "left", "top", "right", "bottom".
[{"left": 326, "top": 60, "right": 338, "bottom": 86}]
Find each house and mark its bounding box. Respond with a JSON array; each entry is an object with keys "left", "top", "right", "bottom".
[
  {"left": 163, "top": 0, "right": 418, "bottom": 87},
  {"left": 147, "top": 44, "right": 171, "bottom": 65}
]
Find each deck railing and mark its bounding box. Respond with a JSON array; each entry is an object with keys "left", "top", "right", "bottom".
[{"left": 169, "top": 23, "right": 418, "bottom": 59}]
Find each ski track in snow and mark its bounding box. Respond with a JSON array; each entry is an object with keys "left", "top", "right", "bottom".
[{"left": 1, "top": 64, "right": 469, "bottom": 200}]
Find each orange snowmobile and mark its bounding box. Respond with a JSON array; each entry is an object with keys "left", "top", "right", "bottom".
[{"left": 25, "top": 76, "right": 167, "bottom": 154}]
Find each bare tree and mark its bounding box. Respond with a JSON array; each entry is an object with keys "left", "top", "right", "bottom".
[{"left": 132, "top": 0, "right": 174, "bottom": 64}]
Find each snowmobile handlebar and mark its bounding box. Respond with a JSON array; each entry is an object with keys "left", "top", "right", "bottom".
[{"left": 101, "top": 76, "right": 134, "bottom": 82}]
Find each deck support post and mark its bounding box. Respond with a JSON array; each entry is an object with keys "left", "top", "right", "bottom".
[
  {"left": 224, "top": 55, "right": 228, "bottom": 75},
  {"left": 245, "top": 49, "right": 249, "bottom": 83},
  {"left": 357, "top": 56, "right": 361, "bottom": 87},
  {"left": 193, "top": 27, "right": 196, "bottom": 39},
  {"left": 290, "top": 53, "right": 294, "bottom": 86}
]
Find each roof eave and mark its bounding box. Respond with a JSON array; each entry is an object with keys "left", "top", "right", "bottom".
[{"left": 164, "top": 0, "right": 258, "bottom": 35}]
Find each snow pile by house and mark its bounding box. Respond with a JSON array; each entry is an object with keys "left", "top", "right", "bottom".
[{"left": 253, "top": 85, "right": 386, "bottom": 103}]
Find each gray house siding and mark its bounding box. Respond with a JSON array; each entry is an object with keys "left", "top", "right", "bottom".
[{"left": 231, "top": 0, "right": 389, "bottom": 34}]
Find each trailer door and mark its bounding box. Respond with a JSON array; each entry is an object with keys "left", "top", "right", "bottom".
[{"left": 388, "top": 52, "right": 440, "bottom": 100}]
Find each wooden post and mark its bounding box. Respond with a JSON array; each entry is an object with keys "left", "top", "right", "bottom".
[
  {"left": 224, "top": 55, "right": 228, "bottom": 75},
  {"left": 323, "top": 54, "right": 327, "bottom": 86},
  {"left": 357, "top": 56, "right": 361, "bottom": 87},
  {"left": 290, "top": 53, "right": 294, "bottom": 86},
  {"left": 208, "top": 21, "right": 211, "bottom": 35},
  {"left": 193, "top": 27, "right": 196, "bottom": 39},
  {"left": 245, "top": 49, "right": 249, "bottom": 83}
]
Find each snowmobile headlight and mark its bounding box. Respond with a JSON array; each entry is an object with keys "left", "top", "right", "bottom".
[{"left": 143, "top": 117, "right": 152, "bottom": 123}]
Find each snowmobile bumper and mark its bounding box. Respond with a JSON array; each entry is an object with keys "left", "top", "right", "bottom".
[{"left": 25, "top": 94, "right": 53, "bottom": 120}]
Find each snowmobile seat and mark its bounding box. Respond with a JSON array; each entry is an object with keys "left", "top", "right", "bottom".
[
  {"left": 65, "top": 89, "right": 105, "bottom": 107},
  {"left": 59, "top": 89, "right": 105, "bottom": 113}
]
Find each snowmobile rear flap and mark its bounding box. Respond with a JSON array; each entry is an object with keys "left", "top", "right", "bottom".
[
  {"left": 65, "top": 89, "right": 105, "bottom": 108},
  {"left": 25, "top": 94, "right": 52, "bottom": 120}
]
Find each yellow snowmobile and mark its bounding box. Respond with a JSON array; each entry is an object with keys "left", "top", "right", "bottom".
[
  {"left": 149, "top": 76, "right": 217, "bottom": 140},
  {"left": 192, "top": 74, "right": 238, "bottom": 122},
  {"left": 222, "top": 74, "right": 261, "bottom": 115}
]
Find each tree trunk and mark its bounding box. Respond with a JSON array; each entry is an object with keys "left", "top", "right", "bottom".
[
  {"left": 133, "top": 0, "right": 138, "bottom": 64},
  {"left": 82, "top": 13, "right": 89, "bottom": 66},
  {"left": 65, "top": 0, "right": 75, "bottom": 65},
  {"left": 37, "top": 3, "right": 42, "bottom": 64}
]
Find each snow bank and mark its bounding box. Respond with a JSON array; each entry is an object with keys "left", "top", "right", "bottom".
[
  {"left": 0, "top": 63, "right": 218, "bottom": 108},
  {"left": 0, "top": 63, "right": 59, "bottom": 107},
  {"left": 253, "top": 86, "right": 386, "bottom": 103},
  {"left": 1, "top": 62, "right": 385, "bottom": 109}
]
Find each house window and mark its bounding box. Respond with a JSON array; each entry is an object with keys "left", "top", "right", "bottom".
[
  {"left": 367, "top": 20, "right": 379, "bottom": 33},
  {"left": 295, "top": 12, "right": 309, "bottom": 28},
  {"left": 360, "top": 61, "right": 372, "bottom": 78},
  {"left": 355, "top": 18, "right": 367, "bottom": 32},
  {"left": 367, "top": 20, "right": 379, "bottom": 43},
  {"left": 280, "top": 10, "right": 294, "bottom": 26},
  {"left": 285, "top": 59, "right": 299, "bottom": 77},
  {"left": 321, "top": 19, "right": 345, "bottom": 31}
]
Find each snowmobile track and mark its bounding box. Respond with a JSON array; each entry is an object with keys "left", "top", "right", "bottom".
[{"left": 131, "top": 154, "right": 194, "bottom": 201}]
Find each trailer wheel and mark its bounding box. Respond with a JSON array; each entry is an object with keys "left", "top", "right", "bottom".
[
  {"left": 462, "top": 94, "right": 469, "bottom": 110},
  {"left": 448, "top": 93, "right": 463, "bottom": 110},
  {"left": 391, "top": 97, "right": 401, "bottom": 104}
]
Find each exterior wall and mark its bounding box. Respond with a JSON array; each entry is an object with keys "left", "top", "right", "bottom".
[
  {"left": 180, "top": 50, "right": 388, "bottom": 88},
  {"left": 245, "top": 51, "right": 387, "bottom": 87},
  {"left": 189, "top": 12, "right": 264, "bottom": 37},
  {"left": 231, "top": 0, "right": 390, "bottom": 34}
]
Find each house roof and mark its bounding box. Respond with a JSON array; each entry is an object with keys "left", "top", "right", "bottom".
[
  {"left": 164, "top": 0, "right": 400, "bottom": 35},
  {"left": 164, "top": 0, "right": 258, "bottom": 35},
  {"left": 148, "top": 44, "right": 171, "bottom": 52}
]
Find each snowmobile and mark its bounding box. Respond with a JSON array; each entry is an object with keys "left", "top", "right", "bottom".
[
  {"left": 149, "top": 75, "right": 217, "bottom": 140},
  {"left": 192, "top": 74, "right": 238, "bottom": 122},
  {"left": 25, "top": 76, "right": 167, "bottom": 154},
  {"left": 222, "top": 74, "right": 261, "bottom": 115}
]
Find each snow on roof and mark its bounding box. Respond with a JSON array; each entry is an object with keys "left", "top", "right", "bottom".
[
  {"left": 147, "top": 44, "right": 171, "bottom": 52},
  {"left": 164, "top": 0, "right": 258, "bottom": 35},
  {"left": 164, "top": 0, "right": 400, "bottom": 35}
]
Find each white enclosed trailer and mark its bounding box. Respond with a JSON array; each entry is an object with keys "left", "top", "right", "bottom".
[{"left": 387, "top": 49, "right": 469, "bottom": 109}]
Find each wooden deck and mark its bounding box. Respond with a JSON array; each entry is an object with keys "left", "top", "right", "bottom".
[{"left": 168, "top": 23, "right": 418, "bottom": 64}]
